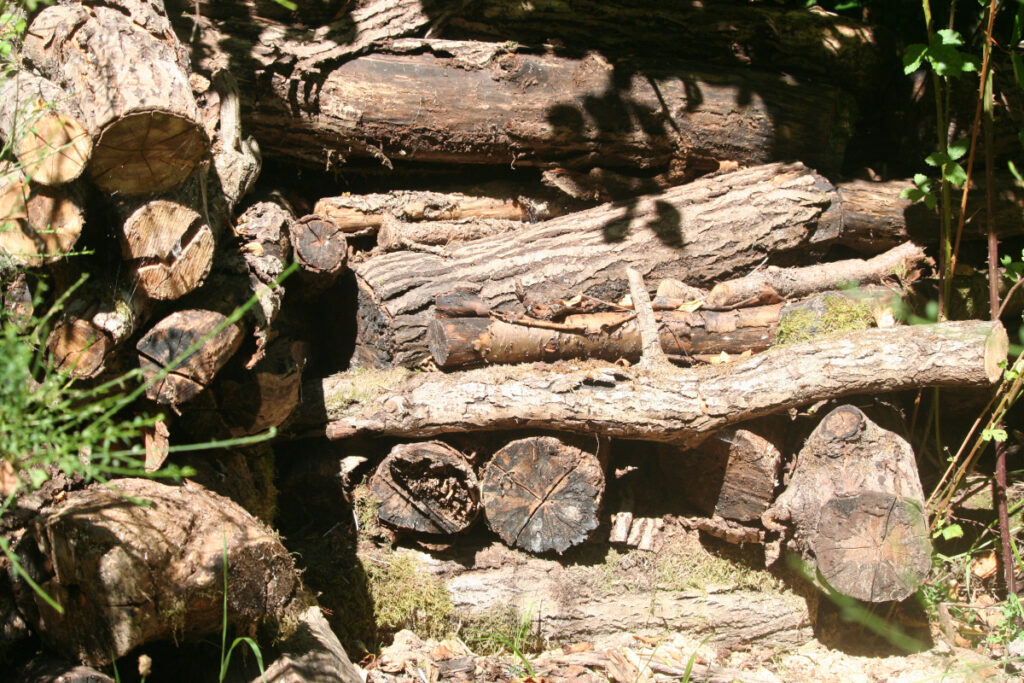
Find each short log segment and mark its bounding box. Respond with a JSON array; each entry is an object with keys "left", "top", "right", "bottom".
[
  {"left": 289, "top": 214, "right": 347, "bottom": 294},
  {"left": 765, "top": 405, "right": 931, "bottom": 602},
  {"left": 480, "top": 436, "right": 605, "bottom": 554},
  {"left": 0, "top": 71, "right": 92, "bottom": 186},
  {"left": 310, "top": 321, "right": 1007, "bottom": 447},
  {"left": 368, "top": 441, "right": 480, "bottom": 535},
  {"left": 25, "top": 478, "right": 310, "bottom": 667},
  {"left": 704, "top": 242, "right": 926, "bottom": 310},
  {"left": 0, "top": 167, "right": 84, "bottom": 266},
  {"left": 22, "top": 0, "right": 207, "bottom": 196},
  {"left": 137, "top": 309, "right": 244, "bottom": 405},
  {"left": 353, "top": 162, "right": 852, "bottom": 368}
]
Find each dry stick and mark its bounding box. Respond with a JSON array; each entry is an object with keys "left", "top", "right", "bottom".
[{"left": 625, "top": 267, "right": 668, "bottom": 368}]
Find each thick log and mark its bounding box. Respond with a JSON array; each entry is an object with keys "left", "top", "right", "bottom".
[
  {"left": 25, "top": 478, "right": 310, "bottom": 666},
  {"left": 228, "top": 40, "right": 854, "bottom": 176},
  {"left": 0, "top": 167, "right": 84, "bottom": 266},
  {"left": 309, "top": 321, "right": 1007, "bottom": 447},
  {"left": 314, "top": 190, "right": 547, "bottom": 235},
  {"left": 353, "top": 162, "right": 860, "bottom": 368},
  {"left": 480, "top": 436, "right": 605, "bottom": 554},
  {"left": 23, "top": 0, "right": 208, "bottom": 196},
  {"left": 659, "top": 421, "right": 784, "bottom": 524},
  {"left": 118, "top": 169, "right": 218, "bottom": 301},
  {"left": 0, "top": 71, "right": 92, "bottom": 186},
  {"left": 765, "top": 405, "right": 931, "bottom": 603},
  {"left": 704, "top": 242, "right": 926, "bottom": 310},
  {"left": 368, "top": 441, "right": 481, "bottom": 535},
  {"left": 137, "top": 309, "right": 244, "bottom": 405}
]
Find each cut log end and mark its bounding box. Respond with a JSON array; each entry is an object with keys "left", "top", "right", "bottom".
[
  {"left": 290, "top": 215, "right": 348, "bottom": 275},
  {"left": 90, "top": 113, "right": 206, "bottom": 196},
  {"left": 46, "top": 318, "right": 111, "bottom": 379},
  {"left": 16, "top": 112, "right": 92, "bottom": 186},
  {"left": 123, "top": 199, "right": 214, "bottom": 300}
]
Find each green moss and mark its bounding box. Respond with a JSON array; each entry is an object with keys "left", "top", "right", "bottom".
[
  {"left": 353, "top": 484, "right": 384, "bottom": 539},
  {"left": 461, "top": 603, "right": 544, "bottom": 656},
  {"left": 325, "top": 367, "right": 411, "bottom": 414},
  {"left": 365, "top": 550, "right": 453, "bottom": 640},
  {"left": 775, "top": 294, "right": 874, "bottom": 346}
]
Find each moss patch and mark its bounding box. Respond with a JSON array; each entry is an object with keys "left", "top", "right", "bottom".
[
  {"left": 365, "top": 550, "right": 453, "bottom": 641},
  {"left": 776, "top": 294, "right": 874, "bottom": 346},
  {"left": 325, "top": 366, "right": 411, "bottom": 414}
]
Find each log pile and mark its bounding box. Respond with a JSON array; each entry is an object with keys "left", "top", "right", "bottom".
[{"left": 2, "top": 0, "right": 1021, "bottom": 677}]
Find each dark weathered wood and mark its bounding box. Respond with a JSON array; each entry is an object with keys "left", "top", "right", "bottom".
[
  {"left": 0, "top": 70, "right": 92, "bottom": 186},
  {"left": 765, "top": 405, "right": 931, "bottom": 602},
  {"left": 13, "top": 657, "right": 115, "bottom": 683},
  {"left": 353, "top": 162, "right": 855, "bottom": 368},
  {"left": 480, "top": 436, "right": 605, "bottom": 554},
  {"left": 46, "top": 317, "right": 112, "bottom": 379},
  {"left": 659, "top": 421, "right": 784, "bottom": 524},
  {"left": 0, "top": 167, "right": 84, "bottom": 266},
  {"left": 23, "top": 0, "right": 208, "bottom": 195},
  {"left": 25, "top": 478, "right": 310, "bottom": 666},
  {"left": 704, "top": 242, "right": 926, "bottom": 310},
  {"left": 368, "top": 441, "right": 480, "bottom": 535},
  {"left": 289, "top": 214, "right": 347, "bottom": 293},
  {"left": 308, "top": 321, "right": 1007, "bottom": 447},
  {"left": 137, "top": 309, "right": 244, "bottom": 405}
]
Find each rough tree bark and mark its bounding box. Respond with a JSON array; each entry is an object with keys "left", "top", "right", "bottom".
[
  {"left": 303, "top": 320, "right": 1007, "bottom": 447},
  {"left": 480, "top": 436, "right": 606, "bottom": 554},
  {"left": 764, "top": 405, "right": 931, "bottom": 603},
  {"left": 24, "top": 478, "right": 311, "bottom": 667},
  {"left": 368, "top": 441, "right": 480, "bottom": 535},
  {"left": 22, "top": 0, "right": 208, "bottom": 196},
  {"left": 351, "top": 162, "right": 931, "bottom": 368}
]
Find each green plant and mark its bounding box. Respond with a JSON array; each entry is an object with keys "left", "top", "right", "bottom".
[
  {"left": 465, "top": 603, "right": 541, "bottom": 678},
  {"left": 364, "top": 550, "right": 453, "bottom": 640},
  {"left": 219, "top": 534, "right": 266, "bottom": 683}
]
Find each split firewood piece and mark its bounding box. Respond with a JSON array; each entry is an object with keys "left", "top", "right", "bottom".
[
  {"left": 289, "top": 214, "right": 347, "bottom": 293},
  {"left": 208, "top": 69, "right": 261, "bottom": 210},
  {"left": 311, "top": 320, "right": 1008, "bottom": 447},
  {"left": 0, "top": 71, "right": 92, "bottom": 186},
  {"left": 314, "top": 190, "right": 546, "bottom": 235},
  {"left": 480, "top": 436, "right": 605, "bottom": 554},
  {"left": 22, "top": 0, "right": 208, "bottom": 195},
  {"left": 253, "top": 606, "right": 363, "bottom": 683},
  {"left": 25, "top": 478, "right": 311, "bottom": 667},
  {"left": 764, "top": 405, "right": 931, "bottom": 602},
  {"left": 0, "top": 166, "right": 84, "bottom": 266},
  {"left": 704, "top": 241, "right": 927, "bottom": 310},
  {"left": 119, "top": 170, "right": 217, "bottom": 300},
  {"left": 376, "top": 214, "right": 524, "bottom": 252},
  {"left": 626, "top": 267, "right": 668, "bottom": 367},
  {"left": 659, "top": 420, "right": 784, "bottom": 524},
  {"left": 136, "top": 309, "right": 244, "bottom": 405},
  {"left": 368, "top": 441, "right": 481, "bottom": 535}
]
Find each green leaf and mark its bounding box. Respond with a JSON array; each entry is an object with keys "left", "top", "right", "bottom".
[
  {"left": 947, "top": 137, "right": 970, "bottom": 161},
  {"left": 903, "top": 43, "right": 928, "bottom": 75},
  {"left": 938, "top": 523, "right": 964, "bottom": 540},
  {"left": 942, "top": 161, "right": 968, "bottom": 187},
  {"left": 936, "top": 29, "right": 965, "bottom": 47},
  {"left": 982, "top": 427, "right": 1008, "bottom": 442},
  {"left": 28, "top": 468, "right": 49, "bottom": 489},
  {"left": 926, "top": 31, "right": 980, "bottom": 78},
  {"left": 925, "top": 151, "right": 947, "bottom": 167},
  {"left": 913, "top": 173, "right": 931, "bottom": 188},
  {"left": 900, "top": 187, "right": 924, "bottom": 202},
  {"left": 1009, "top": 160, "right": 1023, "bottom": 183}
]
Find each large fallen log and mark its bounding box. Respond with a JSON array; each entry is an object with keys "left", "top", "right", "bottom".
[
  {"left": 765, "top": 405, "right": 931, "bottom": 603},
  {"left": 351, "top": 163, "right": 929, "bottom": 367},
  {"left": 23, "top": 0, "right": 208, "bottom": 196},
  {"left": 23, "top": 478, "right": 311, "bottom": 667},
  {"left": 305, "top": 320, "right": 1007, "bottom": 447}
]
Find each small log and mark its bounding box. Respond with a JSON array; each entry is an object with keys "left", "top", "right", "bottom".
[
  {"left": 368, "top": 441, "right": 481, "bottom": 535},
  {"left": 377, "top": 215, "right": 524, "bottom": 252},
  {"left": 659, "top": 421, "right": 784, "bottom": 524},
  {"left": 480, "top": 436, "right": 605, "bottom": 554},
  {"left": 136, "top": 309, "right": 244, "bottom": 405},
  {"left": 0, "top": 167, "right": 84, "bottom": 266},
  {"left": 25, "top": 478, "right": 310, "bottom": 666},
  {"left": 254, "top": 606, "right": 362, "bottom": 683},
  {"left": 309, "top": 320, "right": 1008, "bottom": 447},
  {"left": 289, "top": 214, "right": 347, "bottom": 293},
  {"left": 46, "top": 317, "right": 112, "bottom": 379},
  {"left": 0, "top": 71, "right": 92, "bottom": 186},
  {"left": 704, "top": 242, "right": 926, "bottom": 310},
  {"left": 314, "top": 190, "right": 546, "bottom": 234},
  {"left": 765, "top": 405, "right": 931, "bottom": 602},
  {"left": 22, "top": 0, "right": 208, "bottom": 196}
]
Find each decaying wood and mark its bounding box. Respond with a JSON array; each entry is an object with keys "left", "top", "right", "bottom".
[
  {"left": 0, "top": 71, "right": 92, "bottom": 186},
  {"left": 46, "top": 317, "right": 112, "bottom": 379},
  {"left": 659, "top": 421, "right": 784, "bottom": 524},
  {"left": 368, "top": 441, "right": 480, "bottom": 535},
  {"left": 480, "top": 436, "right": 605, "bottom": 554},
  {"left": 314, "top": 190, "right": 548, "bottom": 235},
  {"left": 229, "top": 39, "right": 854, "bottom": 176},
  {"left": 118, "top": 169, "right": 218, "bottom": 300},
  {"left": 137, "top": 309, "right": 244, "bottom": 405},
  {"left": 353, "top": 162, "right": 868, "bottom": 368},
  {"left": 0, "top": 167, "right": 84, "bottom": 266},
  {"left": 255, "top": 606, "right": 362, "bottom": 683},
  {"left": 704, "top": 242, "right": 926, "bottom": 310},
  {"left": 24, "top": 478, "right": 310, "bottom": 667},
  {"left": 289, "top": 214, "right": 347, "bottom": 293},
  {"left": 765, "top": 405, "right": 931, "bottom": 602},
  {"left": 23, "top": 0, "right": 208, "bottom": 195},
  {"left": 310, "top": 321, "right": 1007, "bottom": 447},
  {"left": 207, "top": 69, "right": 261, "bottom": 210}
]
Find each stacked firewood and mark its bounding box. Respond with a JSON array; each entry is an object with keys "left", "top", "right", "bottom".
[{"left": 3, "top": 0, "right": 1023, "bottom": 676}]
